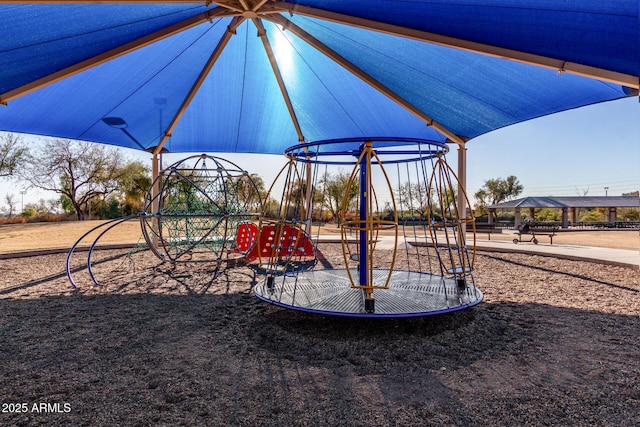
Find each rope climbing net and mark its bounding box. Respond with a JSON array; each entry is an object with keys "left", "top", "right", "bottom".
[{"left": 141, "top": 154, "right": 262, "bottom": 263}]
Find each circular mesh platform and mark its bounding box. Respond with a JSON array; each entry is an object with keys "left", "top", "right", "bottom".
[{"left": 254, "top": 269, "right": 483, "bottom": 318}]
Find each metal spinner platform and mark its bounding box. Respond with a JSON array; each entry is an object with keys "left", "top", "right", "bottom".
[
  {"left": 254, "top": 268, "right": 483, "bottom": 318},
  {"left": 255, "top": 137, "right": 482, "bottom": 318}
]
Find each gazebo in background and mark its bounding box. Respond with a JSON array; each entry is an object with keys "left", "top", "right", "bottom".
[{"left": 487, "top": 196, "right": 640, "bottom": 229}]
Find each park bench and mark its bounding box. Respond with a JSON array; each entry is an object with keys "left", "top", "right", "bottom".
[
  {"left": 533, "top": 225, "right": 559, "bottom": 244},
  {"left": 474, "top": 223, "right": 503, "bottom": 240}
]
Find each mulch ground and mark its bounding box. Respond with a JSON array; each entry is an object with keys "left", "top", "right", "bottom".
[{"left": 0, "top": 243, "right": 638, "bottom": 426}]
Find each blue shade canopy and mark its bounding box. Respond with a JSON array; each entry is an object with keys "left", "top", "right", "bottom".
[{"left": 0, "top": 1, "right": 637, "bottom": 155}]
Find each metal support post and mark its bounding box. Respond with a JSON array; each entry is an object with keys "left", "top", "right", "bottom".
[{"left": 457, "top": 142, "right": 467, "bottom": 239}]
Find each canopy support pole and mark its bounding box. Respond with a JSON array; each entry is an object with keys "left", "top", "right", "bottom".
[
  {"left": 252, "top": 18, "right": 305, "bottom": 142},
  {"left": 303, "top": 148, "right": 313, "bottom": 235},
  {"left": 151, "top": 152, "right": 161, "bottom": 246},
  {"left": 457, "top": 142, "right": 467, "bottom": 239}
]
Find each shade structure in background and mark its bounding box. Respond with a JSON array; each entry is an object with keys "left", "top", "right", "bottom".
[{"left": 0, "top": 1, "right": 637, "bottom": 157}]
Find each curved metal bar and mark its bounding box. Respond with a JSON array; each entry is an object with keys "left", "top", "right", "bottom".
[
  {"left": 285, "top": 137, "right": 449, "bottom": 164},
  {"left": 287, "top": 156, "right": 444, "bottom": 166},
  {"left": 139, "top": 212, "right": 166, "bottom": 261},
  {"left": 66, "top": 214, "right": 141, "bottom": 288},
  {"left": 86, "top": 215, "right": 147, "bottom": 286},
  {"left": 286, "top": 136, "right": 448, "bottom": 150}
]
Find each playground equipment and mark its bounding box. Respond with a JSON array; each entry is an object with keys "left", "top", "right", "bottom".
[
  {"left": 140, "top": 154, "right": 262, "bottom": 262},
  {"left": 250, "top": 157, "right": 318, "bottom": 282},
  {"left": 66, "top": 154, "right": 262, "bottom": 287},
  {"left": 253, "top": 137, "right": 483, "bottom": 318}
]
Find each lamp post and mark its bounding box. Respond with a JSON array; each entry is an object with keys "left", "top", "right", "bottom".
[{"left": 604, "top": 187, "right": 609, "bottom": 197}]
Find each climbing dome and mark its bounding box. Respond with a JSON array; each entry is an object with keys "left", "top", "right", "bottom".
[
  {"left": 141, "top": 154, "right": 263, "bottom": 263},
  {"left": 253, "top": 137, "right": 482, "bottom": 318},
  {"left": 66, "top": 154, "right": 263, "bottom": 288}
]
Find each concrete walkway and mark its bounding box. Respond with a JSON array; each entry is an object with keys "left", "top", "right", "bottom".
[
  {"left": 474, "top": 238, "right": 639, "bottom": 270},
  {"left": 317, "top": 234, "right": 639, "bottom": 270}
]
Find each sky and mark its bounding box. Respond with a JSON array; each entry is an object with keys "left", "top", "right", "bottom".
[
  {"left": 465, "top": 96, "right": 639, "bottom": 198},
  {"left": 1, "top": 96, "right": 638, "bottom": 212}
]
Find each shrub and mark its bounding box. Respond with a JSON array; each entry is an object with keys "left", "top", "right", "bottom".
[
  {"left": 27, "top": 213, "right": 74, "bottom": 223},
  {"left": 0, "top": 216, "right": 26, "bottom": 225},
  {"left": 21, "top": 207, "right": 37, "bottom": 218}
]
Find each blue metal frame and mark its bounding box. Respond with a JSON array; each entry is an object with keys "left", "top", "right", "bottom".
[
  {"left": 284, "top": 137, "right": 449, "bottom": 165},
  {"left": 358, "top": 144, "right": 368, "bottom": 287}
]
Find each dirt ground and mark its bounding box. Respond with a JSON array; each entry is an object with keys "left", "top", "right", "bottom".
[{"left": 0, "top": 241, "right": 638, "bottom": 426}]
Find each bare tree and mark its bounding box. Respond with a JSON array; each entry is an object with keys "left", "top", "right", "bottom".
[
  {"left": 20, "top": 139, "right": 126, "bottom": 220},
  {"left": 0, "top": 133, "right": 30, "bottom": 178},
  {"left": 395, "top": 182, "right": 430, "bottom": 219},
  {"left": 575, "top": 187, "right": 590, "bottom": 196},
  {"left": 2, "top": 194, "right": 17, "bottom": 217},
  {"left": 30, "top": 198, "right": 61, "bottom": 214}
]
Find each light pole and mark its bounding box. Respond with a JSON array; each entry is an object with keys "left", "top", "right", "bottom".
[{"left": 604, "top": 187, "right": 609, "bottom": 197}]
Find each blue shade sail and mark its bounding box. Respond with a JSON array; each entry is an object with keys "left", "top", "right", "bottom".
[
  {"left": 283, "top": 0, "right": 638, "bottom": 76},
  {"left": 287, "top": 15, "right": 632, "bottom": 138},
  {"left": 0, "top": 4, "right": 212, "bottom": 94},
  {"left": 0, "top": 2, "right": 636, "bottom": 155}
]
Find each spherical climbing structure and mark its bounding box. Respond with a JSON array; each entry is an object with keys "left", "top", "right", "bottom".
[
  {"left": 141, "top": 154, "right": 263, "bottom": 263},
  {"left": 66, "top": 154, "right": 262, "bottom": 287},
  {"left": 253, "top": 137, "right": 482, "bottom": 318}
]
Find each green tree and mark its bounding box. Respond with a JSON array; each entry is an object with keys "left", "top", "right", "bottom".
[
  {"left": 620, "top": 208, "right": 640, "bottom": 221},
  {"left": 474, "top": 175, "right": 523, "bottom": 220},
  {"left": 320, "top": 170, "right": 358, "bottom": 226},
  {"left": 21, "top": 206, "right": 36, "bottom": 218},
  {"left": 620, "top": 191, "right": 640, "bottom": 221},
  {"left": 116, "top": 161, "right": 151, "bottom": 215},
  {"left": 261, "top": 198, "right": 281, "bottom": 219},
  {"left": 230, "top": 173, "right": 266, "bottom": 213},
  {"left": 20, "top": 138, "right": 126, "bottom": 220},
  {"left": 0, "top": 133, "right": 30, "bottom": 178},
  {"left": 60, "top": 194, "right": 74, "bottom": 215},
  {"left": 98, "top": 197, "right": 123, "bottom": 219},
  {"left": 535, "top": 208, "right": 561, "bottom": 222},
  {"left": 579, "top": 208, "right": 606, "bottom": 222},
  {"left": 283, "top": 178, "right": 324, "bottom": 221}
]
